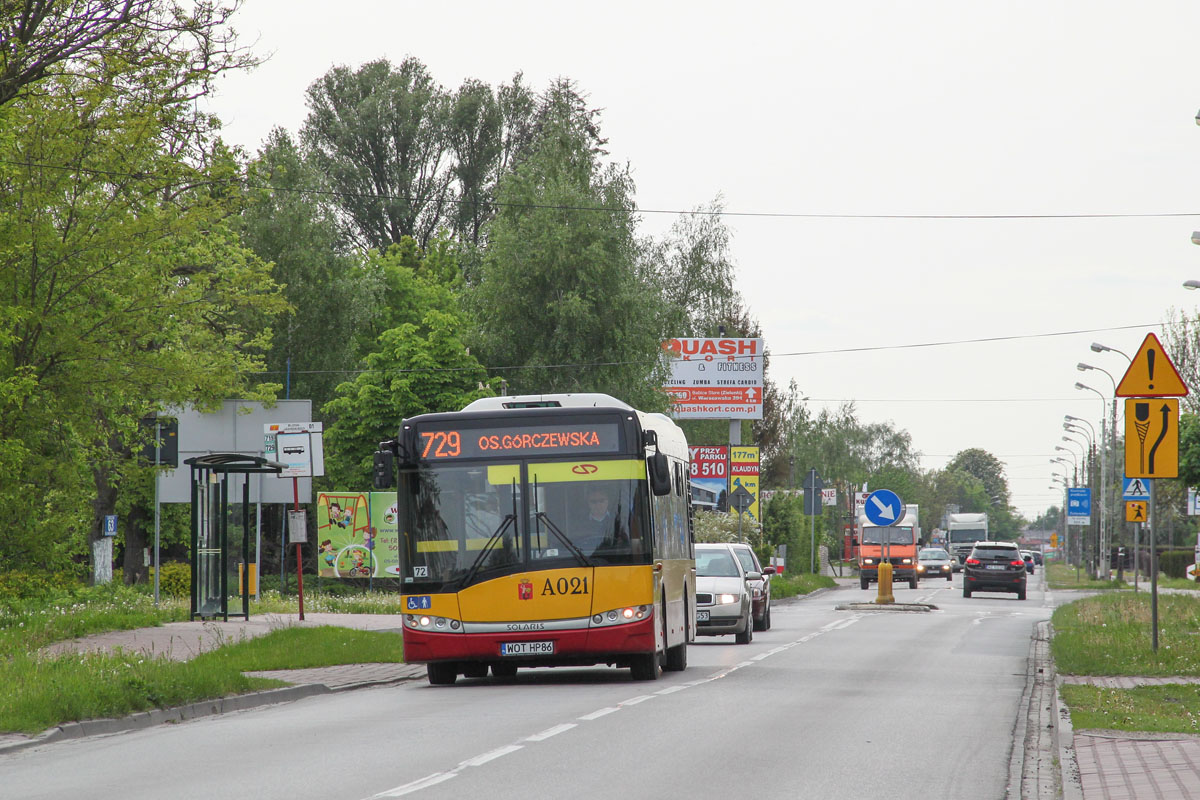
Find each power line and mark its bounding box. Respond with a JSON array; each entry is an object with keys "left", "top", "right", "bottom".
[{"left": 7, "top": 158, "right": 1200, "bottom": 220}]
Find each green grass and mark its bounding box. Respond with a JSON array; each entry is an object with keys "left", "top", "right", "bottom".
[
  {"left": 1053, "top": 591, "right": 1200, "bottom": 733},
  {"left": 1051, "top": 592, "right": 1200, "bottom": 677},
  {"left": 1059, "top": 684, "right": 1200, "bottom": 734},
  {"left": 771, "top": 572, "right": 836, "bottom": 599},
  {"left": 0, "top": 582, "right": 406, "bottom": 736},
  {"left": 1045, "top": 562, "right": 1129, "bottom": 591}
]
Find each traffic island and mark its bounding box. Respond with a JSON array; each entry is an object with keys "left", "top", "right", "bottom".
[{"left": 835, "top": 602, "right": 937, "bottom": 612}]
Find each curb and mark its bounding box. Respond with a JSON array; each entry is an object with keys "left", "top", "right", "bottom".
[
  {"left": 1055, "top": 666, "right": 1084, "bottom": 800},
  {"left": 0, "top": 684, "right": 330, "bottom": 755}
]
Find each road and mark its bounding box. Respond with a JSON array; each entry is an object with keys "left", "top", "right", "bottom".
[{"left": 0, "top": 574, "right": 1061, "bottom": 800}]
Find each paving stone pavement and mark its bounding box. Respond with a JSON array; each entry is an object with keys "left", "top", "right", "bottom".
[{"left": 1059, "top": 674, "right": 1200, "bottom": 800}]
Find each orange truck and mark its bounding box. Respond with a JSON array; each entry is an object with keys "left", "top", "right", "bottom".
[{"left": 857, "top": 504, "right": 920, "bottom": 590}]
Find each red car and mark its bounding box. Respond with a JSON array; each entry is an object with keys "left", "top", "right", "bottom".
[{"left": 729, "top": 543, "right": 776, "bottom": 631}]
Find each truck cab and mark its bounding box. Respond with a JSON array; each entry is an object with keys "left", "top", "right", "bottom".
[{"left": 857, "top": 505, "right": 920, "bottom": 590}]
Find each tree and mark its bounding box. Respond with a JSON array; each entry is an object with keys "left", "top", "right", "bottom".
[
  {"left": 322, "top": 310, "right": 497, "bottom": 489},
  {"left": 0, "top": 73, "right": 285, "bottom": 578},
  {"left": 467, "top": 83, "right": 668, "bottom": 410},
  {"left": 242, "top": 128, "right": 370, "bottom": 410},
  {"left": 0, "top": 0, "right": 257, "bottom": 108},
  {"left": 302, "top": 57, "right": 452, "bottom": 252}
]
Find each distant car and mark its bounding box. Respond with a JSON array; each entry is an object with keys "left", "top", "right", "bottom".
[
  {"left": 916, "top": 547, "right": 954, "bottom": 581},
  {"left": 1031, "top": 551, "right": 1043, "bottom": 566},
  {"left": 730, "top": 542, "right": 776, "bottom": 631},
  {"left": 694, "top": 543, "right": 758, "bottom": 644},
  {"left": 963, "top": 541, "right": 1027, "bottom": 600},
  {"left": 1020, "top": 550, "right": 1035, "bottom": 574}
]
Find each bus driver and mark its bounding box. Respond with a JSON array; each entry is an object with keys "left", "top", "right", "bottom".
[{"left": 577, "top": 487, "right": 627, "bottom": 555}]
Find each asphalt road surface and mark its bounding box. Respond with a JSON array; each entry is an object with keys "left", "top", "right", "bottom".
[{"left": 0, "top": 574, "right": 1061, "bottom": 800}]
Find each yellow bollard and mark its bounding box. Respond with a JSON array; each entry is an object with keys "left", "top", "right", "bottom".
[{"left": 876, "top": 561, "right": 895, "bottom": 604}]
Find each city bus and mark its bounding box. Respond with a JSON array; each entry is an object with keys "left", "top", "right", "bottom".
[{"left": 372, "top": 393, "right": 696, "bottom": 685}]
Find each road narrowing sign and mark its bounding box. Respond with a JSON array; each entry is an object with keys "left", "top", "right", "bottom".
[{"left": 1124, "top": 398, "right": 1179, "bottom": 479}]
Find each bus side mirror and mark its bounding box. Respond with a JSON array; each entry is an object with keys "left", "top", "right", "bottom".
[
  {"left": 372, "top": 450, "right": 395, "bottom": 489},
  {"left": 649, "top": 451, "right": 671, "bottom": 496}
]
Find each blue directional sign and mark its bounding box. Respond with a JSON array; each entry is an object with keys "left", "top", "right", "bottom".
[
  {"left": 1122, "top": 478, "right": 1150, "bottom": 501},
  {"left": 1067, "top": 487, "right": 1092, "bottom": 525},
  {"left": 863, "top": 489, "right": 903, "bottom": 526}
]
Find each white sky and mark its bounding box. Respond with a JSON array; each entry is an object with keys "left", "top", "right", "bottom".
[{"left": 204, "top": 1, "right": 1200, "bottom": 520}]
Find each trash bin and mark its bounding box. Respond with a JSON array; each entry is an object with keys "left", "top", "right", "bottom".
[{"left": 238, "top": 562, "right": 257, "bottom": 595}]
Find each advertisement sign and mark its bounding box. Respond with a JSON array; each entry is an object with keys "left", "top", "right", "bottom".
[
  {"left": 729, "top": 446, "right": 760, "bottom": 521},
  {"left": 688, "top": 445, "right": 729, "bottom": 512},
  {"left": 663, "top": 337, "right": 764, "bottom": 419},
  {"left": 316, "top": 492, "right": 400, "bottom": 578}
]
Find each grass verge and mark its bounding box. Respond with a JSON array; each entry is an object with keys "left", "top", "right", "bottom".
[
  {"left": 1053, "top": 591, "right": 1200, "bottom": 734},
  {"left": 1045, "top": 562, "right": 1128, "bottom": 591},
  {"left": 1059, "top": 684, "right": 1200, "bottom": 734},
  {"left": 771, "top": 572, "right": 836, "bottom": 599}
]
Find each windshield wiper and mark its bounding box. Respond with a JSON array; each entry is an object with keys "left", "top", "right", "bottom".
[
  {"left": 534, "top": 511, "right": 593, "bottom": 568},
  {"left": 459, "top": 513, "right": 516, "bottom": 589}
]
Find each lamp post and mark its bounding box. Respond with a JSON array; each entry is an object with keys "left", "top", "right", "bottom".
[
  {"left": 1076, "top": 380, "right": 1110, "bottom": 577},
  {"left": 1065, "top": 424, "right": 1100, "bottom": 576},
  {"left": 1086, "top": 349, "right": 1127, "bottom": 582}
]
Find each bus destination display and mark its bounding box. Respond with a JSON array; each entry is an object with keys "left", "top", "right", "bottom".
[{"left": 417, "top": 423, "right": 622, "bottom": 460}]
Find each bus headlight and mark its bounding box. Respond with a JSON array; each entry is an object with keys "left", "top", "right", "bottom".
[
  {"left": 405, "top": 613, "right": 464, "bottom": 633},
  {"left": 591, "top": 605, "right": 652, "bottom": 627}
]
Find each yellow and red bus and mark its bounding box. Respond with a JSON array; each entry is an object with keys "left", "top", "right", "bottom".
[{"left": 373, "top": 393, "right": 695, "bottom": 685}]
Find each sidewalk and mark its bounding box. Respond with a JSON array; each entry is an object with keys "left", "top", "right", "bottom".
[{"left": 1059, "top": 675, "right": 1200, "bottom": 800}]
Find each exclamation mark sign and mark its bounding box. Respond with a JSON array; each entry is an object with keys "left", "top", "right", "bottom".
[{"left": 1147, "top": 348, "right": 1156, "bottom": 391}]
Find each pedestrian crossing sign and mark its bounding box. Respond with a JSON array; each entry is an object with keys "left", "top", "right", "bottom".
[{"left": 1123, "top": 478, "right": 1150, "bottom": 500}]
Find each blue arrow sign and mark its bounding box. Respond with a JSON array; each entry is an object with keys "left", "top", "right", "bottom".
[
  {"left": 1122, "top": 478, "right": 1150, "bottom": 500},
  {"left": 863, "top": 489, "right": 903, "bottom": 526}
]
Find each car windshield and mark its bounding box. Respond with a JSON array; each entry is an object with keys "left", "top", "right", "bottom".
[
  {"left": 731, "top": 547, "right": 759, "bottom": 574},
  {"left": 919, "top": 549, "right": 948, "bottom": 559},
  {"left": 696, "top": 549, "right": 740, "bottom": 577}
]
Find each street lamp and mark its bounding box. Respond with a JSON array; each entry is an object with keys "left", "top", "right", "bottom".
[
  {"left": 1090, "top": 342, "right": 1132, "bottom": 364},
  {"left": 1053, "top": 449, "right": 1077, "bottom": 481},
  {"left": 1185, "top": 278, "right": 1200, "bottom": 289},
  {"left": 1077, "top": 365, "right": 1120, "bottom": 581}
]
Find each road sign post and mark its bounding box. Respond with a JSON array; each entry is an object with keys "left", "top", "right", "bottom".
[{"left": 802, "top": 469, "right": 824, "bottom": 573}]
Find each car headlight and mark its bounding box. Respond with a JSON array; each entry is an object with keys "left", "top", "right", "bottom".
[
  {"left": 752, "top": 587, "right": 763, "bottom": 598},
  {"left": 916, "top": 564, "right": 925, "bottom": 571},
  {"left": 717, "top": 593, "right": 738, "bottom": 605}
]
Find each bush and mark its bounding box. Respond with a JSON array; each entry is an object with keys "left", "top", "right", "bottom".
[
  {"left": 1157, "top": 549, "right": 1195, "bottom": 580},
  {"left": 152, "top": 562, "right": 191, "bottom": 598},
  {"left": 0, "top": 571, "right": 81, "bottom": 605}
]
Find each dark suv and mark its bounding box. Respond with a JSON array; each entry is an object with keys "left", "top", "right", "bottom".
[{"left": 963, "top": 541, "right": 1027, "bottom": 600}]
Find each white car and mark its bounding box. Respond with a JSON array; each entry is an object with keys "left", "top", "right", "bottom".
[{"left": 694, "top": 543, "right": 758, "bottom": 644}]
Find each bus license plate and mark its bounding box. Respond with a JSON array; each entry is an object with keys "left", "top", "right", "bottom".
[
  {"left": 696, "top": 610, "right": 710, "bottom": 622},
  {"left": 501, "top": 641, "right": 554, "bottom": 656}
]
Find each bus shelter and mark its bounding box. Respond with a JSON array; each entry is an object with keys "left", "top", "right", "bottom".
[{"left": 185, "top": 454, "right": 284, "bottom": 621}]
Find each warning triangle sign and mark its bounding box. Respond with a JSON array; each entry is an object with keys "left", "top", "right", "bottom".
[{"left": 1115, "top": 333, "right": 1189, "bottom": 397}]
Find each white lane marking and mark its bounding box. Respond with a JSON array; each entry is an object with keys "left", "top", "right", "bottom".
[
  {"left": 460, "top": 745, "right": 523, "bottom": 767},
  {"left": 655, "top": 684, "right": 688, "bottom": 695},
  {"left": 619, "top": 695, "right": 655, "bottom": 706},
  {"left": 751, "top": 652, "right": 771, "bottom": 661},
  {"left": 372, "top": 772, "right": 456, "bottom": 797},
  {"left": 525, "top": 723, "right": 576, "bottom": 742},
  {"left": 579, "top": 706, "right": 620, "bottom": 720}
]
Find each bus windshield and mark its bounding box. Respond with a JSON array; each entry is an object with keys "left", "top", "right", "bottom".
[
  {"left": 398, "top": 458, "right": 650, "bottom": 588},
  {"left": 861, "top": 526, "right": 915, "bottom": 546}
]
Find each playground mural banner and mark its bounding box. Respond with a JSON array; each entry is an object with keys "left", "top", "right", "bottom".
[{"left": 316, "top": 492, "right": 400, "bottom": 578}]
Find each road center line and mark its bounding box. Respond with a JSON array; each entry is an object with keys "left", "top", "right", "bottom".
[
  {"left": 372, "top": 772, "right": 456, "bottom": 797},
  {"left": 578, "top": 706, "right": 620, "bottom": 720},
  {"left": 619, "top": 694, "right": 655, "bottom": 706},
  {"left": 525, "top": 723, "right": 576, "bottom": 741},
  {"left": 461, "top": 744, "right": 523, "bottom": 767}
]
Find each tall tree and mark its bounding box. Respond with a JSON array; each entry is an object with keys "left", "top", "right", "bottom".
[
  {"left": 467, "top": 83, "right": 668, "bottom": 410},
  {"left": 302, "top": 57, "right": 451, "bottom": 251},
  {"left": 242, "top": 128, "right": 370, "bottom": 409}
]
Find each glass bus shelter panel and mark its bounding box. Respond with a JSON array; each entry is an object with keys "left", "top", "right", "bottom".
[{"left": 194, "top": 479, "right": 224, "bottom": 618}]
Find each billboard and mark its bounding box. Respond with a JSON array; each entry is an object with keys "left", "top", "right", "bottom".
[
  {"left": 316, "top": 492, "right": 400, "bottom": 578},
  {"left": 689, "top": 445, "right": 729, "bottom": 512},
  {"left": 729, "top": 446, "right": 761, "bottom": 521},
  {"left": 663, "top": 337, "right": 764, "bottom": 419}
]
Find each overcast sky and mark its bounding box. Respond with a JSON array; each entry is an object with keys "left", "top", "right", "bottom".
[{"left": 204, "top": 1, "right": 1200, "bottom": 520}]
